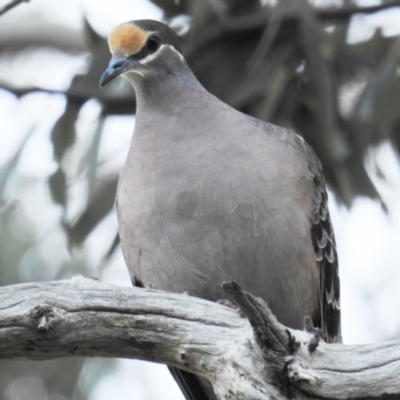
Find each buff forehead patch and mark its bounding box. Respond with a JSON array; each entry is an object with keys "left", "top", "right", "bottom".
[{"left": 108, "top": 23, "right": 151, "bottom": 56}]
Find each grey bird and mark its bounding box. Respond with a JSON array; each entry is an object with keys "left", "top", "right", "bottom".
[{"left": 100, "top": 19, "right": 341, "bottom": 399}]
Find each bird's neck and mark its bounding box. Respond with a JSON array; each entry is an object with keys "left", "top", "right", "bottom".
[{"left": 131, "top": 64, "right": 206, "bottom": 117}]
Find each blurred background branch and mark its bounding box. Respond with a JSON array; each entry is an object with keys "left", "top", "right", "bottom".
[
  {"left": 0, "top": 0, "right": 29, "bottom": 17},
  {"left": 0, "top": 82, "right": 136, "bottom": 111},
  {"left": 319, "top": 0, "right": 400, "bottom": 20}
]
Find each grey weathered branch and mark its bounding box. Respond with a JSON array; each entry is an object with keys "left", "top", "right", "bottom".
[{"left": 0, "top": 276, "right": 399, "bottom": 399}]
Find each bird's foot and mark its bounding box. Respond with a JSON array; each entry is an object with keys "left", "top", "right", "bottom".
[
  {"left": 286, "top": 330, "right": 301, "bottom": 354},
  {"left": 217, "top": 299, "right": 245, "bottom": 317},
  {"left": 146, "top": 282, "right": 158, "bottom": 290},
  {"left": 308, "top": 329, "right": 323, "bottom": 352},
  {"left": 303, "top": 316, "right": 324, "bottom": 352},
  {"left": 217, "top": 299, "right": 238, "bottom": 309}
]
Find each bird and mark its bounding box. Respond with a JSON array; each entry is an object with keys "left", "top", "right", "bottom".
[{"left": 100, "top": 19, "right": 341, "bottom": 400}]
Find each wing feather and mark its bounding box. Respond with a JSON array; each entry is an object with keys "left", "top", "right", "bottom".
[{"left": 304, "top": 142, "right": 341, "bottom": 343}]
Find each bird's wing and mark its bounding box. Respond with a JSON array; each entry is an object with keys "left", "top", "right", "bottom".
[
  {"left": 259, "top": 121, "right": 341, "bottom": 342},
  {"left": 299, "top": 136, "right": 341, "bottom": 343}
]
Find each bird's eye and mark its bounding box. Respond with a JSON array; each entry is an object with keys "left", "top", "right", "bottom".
[{"left": 146, "top": 35, "right": 161, "bottom": 52}]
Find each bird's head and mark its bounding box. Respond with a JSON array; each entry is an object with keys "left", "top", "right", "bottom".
[{"left": 99, "top": 20, "right": 183, "bottom": 88}]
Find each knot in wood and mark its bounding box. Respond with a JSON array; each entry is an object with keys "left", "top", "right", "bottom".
[
  {"left": 30, "top": 305, "right": 56, "bottom": 332},
  {"left": 286, "top": 362, "right": 323, "bottom": 386}
]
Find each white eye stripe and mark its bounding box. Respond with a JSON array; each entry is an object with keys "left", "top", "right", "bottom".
[
  {"left": 138, "top": 44, "right": 165, "bottom": 65},
  {"left": 171, "top": 46, "right": 185, "bottom": 63},
  {"left": 139, "top": 44, "right": 185, "bottom": 65}
]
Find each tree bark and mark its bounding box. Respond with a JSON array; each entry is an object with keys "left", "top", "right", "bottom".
[{"left": 0, "top": 276, "right": 399, "bottom": 399}]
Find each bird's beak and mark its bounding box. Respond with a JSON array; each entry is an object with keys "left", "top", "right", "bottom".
[{"left": 99, "top": 57, "right": 131, "bottom": 88}]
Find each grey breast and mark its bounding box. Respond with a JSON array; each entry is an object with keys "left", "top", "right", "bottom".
[{"left": 117, "top": 86, "right": 319, "bottom": 330}]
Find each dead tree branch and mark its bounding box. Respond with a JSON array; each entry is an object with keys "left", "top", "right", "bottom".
[{"left": 0, "top": 276, "right": 399, "bottom": 399}]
